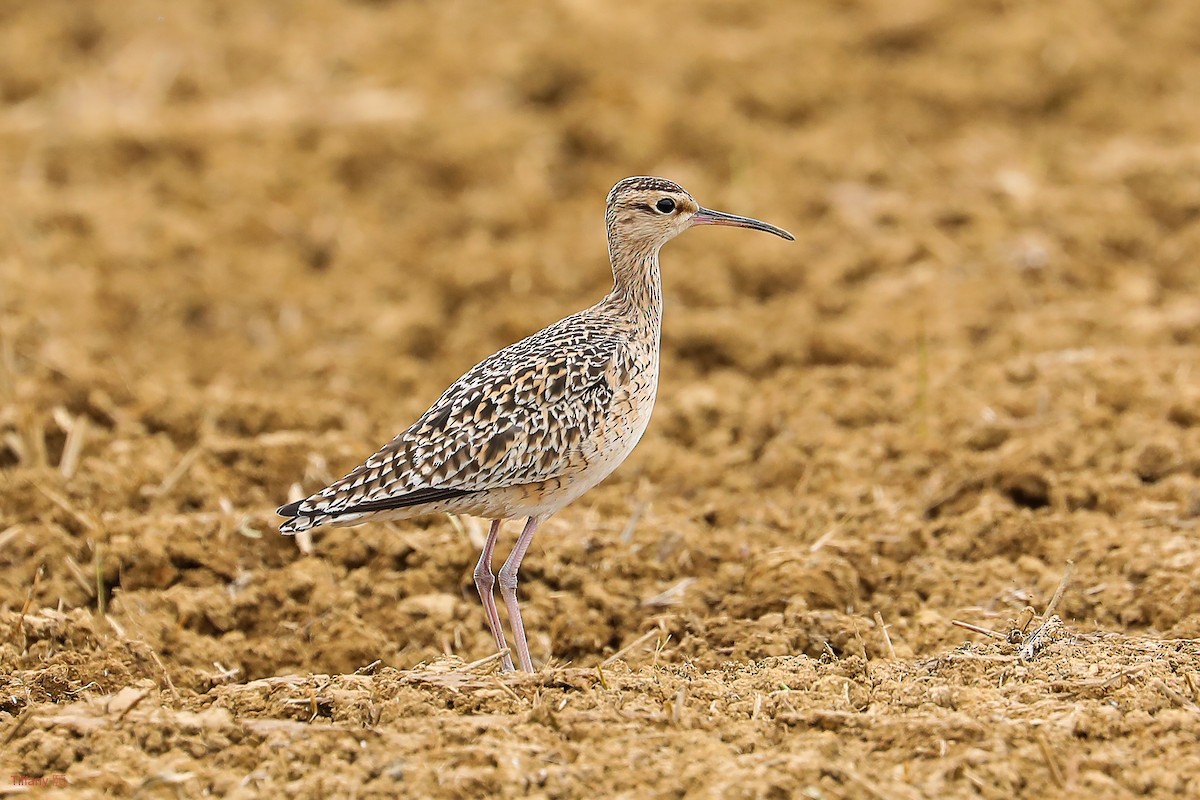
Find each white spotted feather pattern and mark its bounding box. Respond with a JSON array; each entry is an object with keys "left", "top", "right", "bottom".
[{"left": 279, "top": 308, "right": 647, "bottom": 533}]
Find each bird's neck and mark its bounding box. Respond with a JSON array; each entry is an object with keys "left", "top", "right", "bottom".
[{"left": 604, "top": 245, "right": 663, "bottom": 332}]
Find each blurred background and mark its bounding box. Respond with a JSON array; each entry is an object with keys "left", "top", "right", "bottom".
[{"left": 2, "top": 0, "right": 1199, "bottom": 676}]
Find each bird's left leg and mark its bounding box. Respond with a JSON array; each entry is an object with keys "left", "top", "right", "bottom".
[
  {"left": 474, "top": 519, "right": 515, "bottom": 672},
  {"left": 497, "top": 514, "right": 544, "bottom": 672}
]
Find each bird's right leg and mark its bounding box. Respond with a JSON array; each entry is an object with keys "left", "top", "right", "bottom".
[
  {"left": 498, "top": 515, "right": 543, "bottom": 673},
  {"left": 473, "top": 519, "right": 515, "bottom": 672}
]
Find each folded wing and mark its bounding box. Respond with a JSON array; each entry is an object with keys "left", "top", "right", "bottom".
[{"left": 278, "top": 321, "right": 626, "bottom": 528}]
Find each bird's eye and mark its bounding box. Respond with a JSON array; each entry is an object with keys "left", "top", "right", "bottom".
[{"left": 655, "top": 197, "right": 676, "bottom": 214}]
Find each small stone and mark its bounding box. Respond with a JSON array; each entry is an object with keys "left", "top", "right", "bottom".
[{"left": 1134, "top": 442, "right": 1176, "bottom": 483}]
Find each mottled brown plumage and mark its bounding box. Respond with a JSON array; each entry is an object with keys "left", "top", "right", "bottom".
[{"left": 279, "top": 176, "right": 793, "bottom": 671}]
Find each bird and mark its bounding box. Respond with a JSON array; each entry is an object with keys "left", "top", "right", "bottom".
[{"left": 278, "top": 176, "right": 793, "bottom": 672}]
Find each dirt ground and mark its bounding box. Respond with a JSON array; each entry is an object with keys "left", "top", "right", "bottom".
[{"left": 2, "top": 0, "right": 1200, "bottom": 796}]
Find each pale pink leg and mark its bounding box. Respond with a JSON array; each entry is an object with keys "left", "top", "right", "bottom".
[
  {"left": 473, "top": 519, "right": 515, "bottom": 673},
  {"left": 498, "top": 515, "right": 543, "bottom": 672}
]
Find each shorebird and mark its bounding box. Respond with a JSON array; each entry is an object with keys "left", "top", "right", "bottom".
[{"left": 278, "top": 176, "right": 793, "bottom": 672}]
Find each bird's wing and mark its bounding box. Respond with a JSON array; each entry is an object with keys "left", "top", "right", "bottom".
[{"left": 281, "top": 322, "right": 629, "bottom": 521}]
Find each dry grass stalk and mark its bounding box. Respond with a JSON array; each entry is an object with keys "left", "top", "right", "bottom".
[
  {"left": 0, "top": 322, "right": 14, "bottom": 398},
  {"left": 1009, "top": 605, "right": 1037, "bottom": 642},
  {"left": 463, "top": 648, "right": 511, "bottom": 672},
  {"left": 141, "top": 643, "right": 180, "bottom": 702},
  {"left": 950, "top": 619, "right": 1008, "bottom": 641},
  {"left": 1183, "top": 671, "right": 1200, "bottom": 703},
  {"left": 104, "top": 613, "right": 127, "bottom": 638},
  {"left": 462, "top": 515, "right": 486, "bottom": 549},
  {"left": 13, "top": 564, "right": 44, "bottom": 651},
  {"left": 491, "top": 676, "right": 522, "bottom": 702},
  {"left": 1035, "top": 729, "right": 1066, "bottom": 788},
  {"left": 953, "top": 560, "right": 1076, "bottom": 660},
  {"left": 144, "top": 443, "right": 205, "bottom": 498},
  {"left": 138, "top": 770, "right": 196, "bottom": 790},
  {"left": 113, "top": 689, "right": 152, "bottom": 722},
  {"left": 58, "top": 414, "right": 88, "bottom": 479},
  {"left": 209, "top": 662, "right": 241, "bottom": 683},
  {"left": 93, "top": 542, "right": 106, "bottom": 616},
  {"left": 445, "top": 513, "right": 486, "bottom": 549},
  {"left": 653, "top": 633, "right": 672, "bottom": 667},
  {"left": 206, "top": 431, "right": 312, "bottom": 452},
  {"left": 104, "top": 615, "right": 180, "bottom": 703},
  {"left": 1151, "top": 677, "right": 1200, "bottom": 712},
  {"left": 809, "top": 524, "right": 840, "bottom": 552},
  {"left": 33, "top": 483, "right": 97, "bottom": 532},
  {"left": 293, "top": 527, "right": 314, "bottom": 555},
  {"left": 1043, "top": 561, "right": 1073, "bottom": 620},
  {"left": 2, "top": 430, "right": 25, "bottom": 465},
  {"left": 24, "top": 417, "right": 47, "bottom": 468},
  {"left": 1041, "top": 662, "right": 1153, "bottom": 694},
  {"left": 1, "top": 706, "right": 35, "bottom": 746},
  {"left": 61, "top": 554, "right": 95, "bottom": 599},
  {"left": 619, "top": 500, "right": 647, "bottom": 544},
  {"left": 602, "top": 626, "right": 662, "bottom": 667},
  {"left": 874, "top": 611, "right": 897, "bottom": 659},
  {"left": 0, "top": 524, "right": 23, "bottom": 553},
  {"left": 641, "top": 578, "right": 695, "bottom": 607},
  {"left": 671, "top": 687, "right": 686, "bottom": 725}
]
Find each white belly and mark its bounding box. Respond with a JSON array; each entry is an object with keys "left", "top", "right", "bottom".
[{"left": 480, "top": 360, "right": 659, "bottom": 520}]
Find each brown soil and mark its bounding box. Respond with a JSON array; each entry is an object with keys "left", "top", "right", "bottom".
[{"left": 2, "top": 0, "right": 1200, "bottom": 796}]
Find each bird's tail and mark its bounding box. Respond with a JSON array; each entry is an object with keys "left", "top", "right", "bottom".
[
  {"left": 278, "top": 498, "right": 370, "bottom": 534},
  {"left": 278, "top": 511, "right": 329, "bottom": 535}
]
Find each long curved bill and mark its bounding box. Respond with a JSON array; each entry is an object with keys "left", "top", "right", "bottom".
[{"left": 692, "top": 207, "right": 794, "bottom": 241}]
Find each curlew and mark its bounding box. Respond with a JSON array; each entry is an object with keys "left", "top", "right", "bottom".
[{"left": 279, "top": 176, "right": 793, "bottom": 672}]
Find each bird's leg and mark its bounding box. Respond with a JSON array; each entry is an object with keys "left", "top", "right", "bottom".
[
  {"left": 473, "top": 519, "right": 515, "bottom": 673},
  {"left": 497, "top": 515, "right": 543, "bottom": 672}
]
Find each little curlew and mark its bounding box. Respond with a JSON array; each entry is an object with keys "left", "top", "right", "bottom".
[{"left": 278, "top": 176, "right": 793, "bottom": 672}]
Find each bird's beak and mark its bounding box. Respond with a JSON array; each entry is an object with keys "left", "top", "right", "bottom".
[{"left": 692, "top": 207, "right": 795, "bottom": 241}]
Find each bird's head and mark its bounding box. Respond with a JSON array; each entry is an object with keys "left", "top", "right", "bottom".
[{"left": 605, "top": 176, "right": 794, "bottom": 257}]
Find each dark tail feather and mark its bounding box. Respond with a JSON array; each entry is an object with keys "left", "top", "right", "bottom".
[
  {"left": 277, "top": 486, "right": 474, "bottom": 535},
  {"left": 279, "top": 512, "right": 327, "bottom": 535},
  {"left": 278, "top": 498, "right": 324, "bottom": 535},
  {"left": 277, "top": 499, "right": 304, "bottom": 517},
  {"left": 329, "top": 486, "right": 472, "bottom": 514}
]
